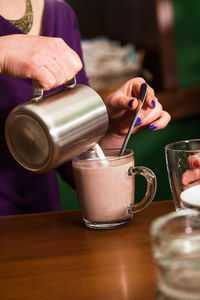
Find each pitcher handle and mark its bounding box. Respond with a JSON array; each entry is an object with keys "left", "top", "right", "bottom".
[
  {"left": 32, "top": 76, "right": 76, "bottom": 101},
  {"left": 128, "top": 166, "right": 157, "bottom": 213}
]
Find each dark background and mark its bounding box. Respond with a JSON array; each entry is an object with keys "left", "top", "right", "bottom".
[{"left": 58, "top": 0, "right": 200, "bottom": 209}]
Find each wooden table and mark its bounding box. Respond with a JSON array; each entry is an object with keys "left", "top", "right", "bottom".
[{"left": 0, "top": 200, "right": 174, "bottom": 300}]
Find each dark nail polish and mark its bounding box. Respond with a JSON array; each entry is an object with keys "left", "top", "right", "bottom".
[
  {"left": 134, "top": 117, "right": 141, "bottom": 127},
  {"left": 128, "top": 99, "right": 134, "bottom": 107},
  {"left": 149, "top": 124, "right": 157, "bottom": 130},
  {"left": 194, "top": 160, "right": 200, "bottom": 168},
  {"left": 151, "top": 100, "right": 156, "bottom": 108}
]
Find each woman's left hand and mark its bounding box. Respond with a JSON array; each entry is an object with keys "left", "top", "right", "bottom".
[
  {"left": 182, "top": 154, "right": 200, "bottom": 190},
  {"left": 103, "top": 77, "right": 171, "bottom": 135}
]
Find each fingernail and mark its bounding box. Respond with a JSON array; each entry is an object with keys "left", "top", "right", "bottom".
[
  {"left": 149, "top": 124, "right": 157, "bottom": 130},
  {"left": 128, "top": 99, "right": 135, "bottom": 107},
  {"left": 194, "top": 160, "right": 200, "bottom": 168},
  {"left": 134, "top": 117, "right": 141, "bottom": 127},
  {"left": 151, "top": 100, "right": 156, "bottom": 108}
]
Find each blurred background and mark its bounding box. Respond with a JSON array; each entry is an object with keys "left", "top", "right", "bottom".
[{"left": 58, "top": 0, "right": 200, "bottom": 210}]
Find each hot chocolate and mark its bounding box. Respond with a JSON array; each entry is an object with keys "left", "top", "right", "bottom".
[
  {"left": 73, "top": 157, "right": 134, "bottom": 223},
  {"left": 72, "top": 148, "right": 156, "bottom": 229}
]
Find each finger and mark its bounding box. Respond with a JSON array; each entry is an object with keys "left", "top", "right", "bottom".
[
  {"left": 29, "top": 64, "right": 56, "bottom": 90},
  {"left": 58, "top": 40, "right": 83, "bottom": 81},
  {"left": 44, "top": 57, "right": 66, "bottom": 87},
  {"left": 182, "top": 168, "right": 200, "bottom": 185},
  {"left": 39, "top": 37, "right": 82, "bottom": 85},
  {"left": 139, "top": 102, "right": 163, "bottom": 124},
  {"left": 144, "top": 89, "right": 157, "bottom": 108},
  {"left": 126, "top": 97, "right": 139, "bottom": 111},
  {"left": 27, "top": 42, "right": 81, "bottom": 90},
  {"left": 187, "top": 154, "right": 200, "bottom": 169},
  {"left": 146, "top": 110, "right": 171, "bottom": 131},
  {"left": 145, "top": 94, "right": 158, "bottom": 109},
  {"left": 130, "top": 77, "right": 146, "bottom": 97},
  {"left": 183, "top": 180, "right": 200, "bottom": 190},
  {"left": 130, "top": 77, "right": 155, "bottom": 107},
  {"left": 105, "top": 94, "right": 139, "bottom": 112},
  {"left": 63, "top": 43, "right": 83, "bottom": 72}
]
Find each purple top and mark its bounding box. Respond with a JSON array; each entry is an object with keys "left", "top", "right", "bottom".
[{"left": 0, "top": 0, "right": 88, "bottom": 215}]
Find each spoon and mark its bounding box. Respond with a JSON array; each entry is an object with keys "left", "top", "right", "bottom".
[{"left": 119, "top": 83, "right": 148, "bottom": 156}]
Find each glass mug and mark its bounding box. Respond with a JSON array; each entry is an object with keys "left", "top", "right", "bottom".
[
  {"left": 151, "top": 210, "right": 200, "bottom": 300},
  {"left": 72, "top": 148, "right": 157, "bottom": 229},
  {"left": 165, "top": 139, "right": 200, "bottom": 211}
]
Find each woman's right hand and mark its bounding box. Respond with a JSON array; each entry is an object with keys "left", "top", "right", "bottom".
[{"left": 0, "top": 34, "right": 82, "bottom": 90}]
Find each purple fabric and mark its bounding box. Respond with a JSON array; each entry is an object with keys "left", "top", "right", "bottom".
[{"left": 0, "top": 0, "right": 88, "bottom": 215}]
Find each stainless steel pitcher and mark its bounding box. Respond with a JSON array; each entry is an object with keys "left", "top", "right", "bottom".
[{"left": 5, "top": 78, "right": 109, "bottom": 173}]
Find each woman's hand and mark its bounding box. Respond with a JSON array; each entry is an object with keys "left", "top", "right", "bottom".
[
  {"left": 104, "top": 77, "right": 170, "bottom": 134},
  {"left": 0, "top": 34, "right": 82, "bottom": 90},
  {"left": 100, "top": 77, "right": 171, "bottom": 148},
  {"left": 182, "top": 154, "right": 200, "bottom": 190}
]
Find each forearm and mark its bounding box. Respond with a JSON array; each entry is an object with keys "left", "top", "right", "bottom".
[{"left": 99, "top": 132, "right": 125, "bottom": 149}]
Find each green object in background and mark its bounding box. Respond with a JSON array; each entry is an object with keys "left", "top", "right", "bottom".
[
  {"left": 57, "top": 117, "right": 200, "bottom": 209},
  {"left": 57, "top": 173, "right": 79, "bottom": 210},
  {"left": 173, "top": 0, "right": 200, "bottom": 88}
]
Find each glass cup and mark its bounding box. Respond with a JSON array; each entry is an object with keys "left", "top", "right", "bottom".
[
  {"left": 72, "top": 148, "right": 157, "bottom": 229},
  {"left": 151, "top": 210, "right": 200, "bottom": 300},
  {"left": 165, "top": 139, "right": 200, "bottom": 211}
]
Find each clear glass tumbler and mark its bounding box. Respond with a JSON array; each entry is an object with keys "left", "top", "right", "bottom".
[
  {"left": 151, "top": 210, "right": 200, "bottom": 300},
  {"left": 165, "top": 139, "right": 200, "bottom": 211}
]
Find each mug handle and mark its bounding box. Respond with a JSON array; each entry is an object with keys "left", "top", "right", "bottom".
[
  {"left": 32, "top": 76, "right": 76, "bottom": 101},
  {"left": 128, "top": 166, "right": 157, "bottom": 213}
]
